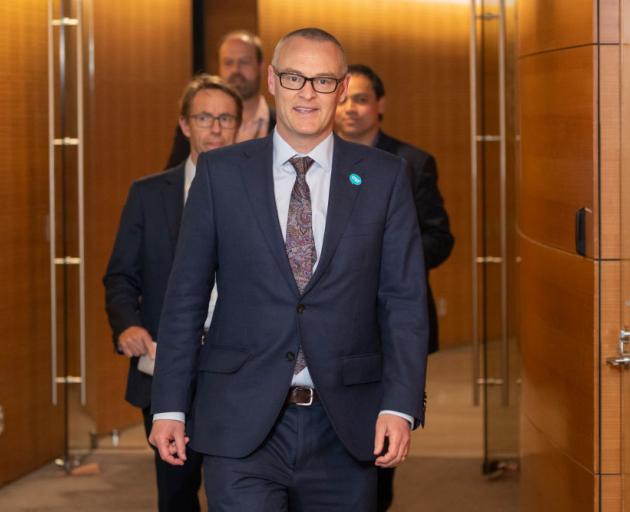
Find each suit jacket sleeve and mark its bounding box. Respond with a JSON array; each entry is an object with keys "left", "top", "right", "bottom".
[
  {"left": 378, "top": 160, "right": 429, "bottom": 425},
  {"left": 103, "top": 182, "right": 145, "bottom": 349},
  {"left": 151, "top": 153, "right": 216, "bottom": 414},
  {"left": 409, "top": 155, "right": 454, "bottom": 270}
]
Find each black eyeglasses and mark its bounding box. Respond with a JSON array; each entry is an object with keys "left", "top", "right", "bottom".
[
  {"left": 273, "top": 69, "right": 345, "bottom": 94},
  {"left": 189, "top": 112, "right": 237, "bottom": 129}
]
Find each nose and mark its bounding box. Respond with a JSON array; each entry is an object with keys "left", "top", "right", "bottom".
[
  {"left": 299, "top": 80, "right": 317, "bottom": 100},
  {"left": 210, "top": 118, "right": 222, "bottom": 133}
]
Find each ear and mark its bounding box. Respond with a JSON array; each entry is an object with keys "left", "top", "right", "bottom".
[
  {"left": 337, "top": 74, "right": 351, "bottom": 103},
  {"left": 378, "top": 96, "right": 385, "bottom": 116},
  {"left": 179, "top": 116, "right": 192, "bottom": 139},
  {"left": 267, "top": 65, "right": 276, "bottom": 96}
]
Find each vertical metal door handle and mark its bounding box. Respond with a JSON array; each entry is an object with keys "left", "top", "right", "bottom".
[
  {"left": 47, "top": 0, "right": 59, "bottom": 406},
  {"left": 469, "top": 0, "right": 480, "bottom": 406}
]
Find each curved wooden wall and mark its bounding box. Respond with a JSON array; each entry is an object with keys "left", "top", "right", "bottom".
[{"left": 518, "top": 0, "right": 624, "bottom": 509}]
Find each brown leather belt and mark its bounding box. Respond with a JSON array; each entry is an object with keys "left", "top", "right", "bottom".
[{"left": 285, "top": 386, "right": 318, "bottom": 406}]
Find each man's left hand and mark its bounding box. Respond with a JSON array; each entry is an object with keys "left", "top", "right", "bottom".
[{"left": 373, "top": 414, "right": 411, "bottom": 468}]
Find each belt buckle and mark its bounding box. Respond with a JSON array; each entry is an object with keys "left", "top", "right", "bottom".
[{"left": 296, "top": 387, "right": 314, "bottom": 406}]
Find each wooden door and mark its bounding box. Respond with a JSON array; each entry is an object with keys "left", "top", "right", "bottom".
[{"left": 617, "top": 0, "right": 630, "bottom": 509}]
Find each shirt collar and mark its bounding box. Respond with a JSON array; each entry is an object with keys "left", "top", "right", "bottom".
[
  {"left": 273, "top": 129, "right": 334, "bottom": 173},
  {"left": 184, "top": 155, "right": 196, "bottom": 193}
]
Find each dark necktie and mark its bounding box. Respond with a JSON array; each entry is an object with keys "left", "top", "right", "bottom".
[{"left": 285, "top": 156, "right": 316, "bottom": 375}]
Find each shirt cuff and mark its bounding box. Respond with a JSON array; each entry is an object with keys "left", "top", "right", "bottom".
[
  {"left": 379, "top": 410, "right": 414, "bottom": 428},
  {"left": 153, "top": 412, "right": 185, "bottom": 423}
]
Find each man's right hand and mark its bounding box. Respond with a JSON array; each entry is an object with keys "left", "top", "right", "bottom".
[
  {"left": 118, "top": 326, "right": 155, "bottom": 358},
  {"left": 149, "top": 419, "right": 189, "bottom": 466}
]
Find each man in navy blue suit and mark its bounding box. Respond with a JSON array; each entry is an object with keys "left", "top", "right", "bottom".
[
  {"left": 104, "top": 74, "right": 243, "bottom": 512},
  {"left": 335, "top": 64, "right": 454, "bottom": 511},
  {"left": 150, "top": 28, "right": 429, "bottom": 512}
]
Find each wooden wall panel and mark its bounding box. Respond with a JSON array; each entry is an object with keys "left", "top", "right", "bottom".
[
  {"left": 521, "top": 416, "right": 595, "bottom": 512},
  {"left": 600, "top": 0, "right": 621, "bottom": 43},
  {"left": 0, "top": 1, "right": 64, "bottom": 485},
  {"left": 518, "top": 0, "right": 594, "bottom": 56},
  {"left": 518, "top": 0, "right": 619, "bottom": 54},
  {"left": 258, "top": 0, "right": 471, "bottom": 347},
  {"left": 519, "top": 235, "right": 596, "bottom": 471},
  {"left": 601, "top": 475, "right": 622, "bottom": 512},
  {"left": 599, "top": 45, "right": 621, "bottom": 259},
  {"left": 84, "top": 0, "right": 192, "bottom": 433},
  {"left": 203, "top": 0, "right": 258, "bottom": 74},
  {"left": 619, "top": 2, "right": 630, "bottom": 510},
  {"left": 519, "top": 46, "right": 595, "bottom": 256},
  {"left": 600, "top": 261, "right": 621, "bottom": 475}
]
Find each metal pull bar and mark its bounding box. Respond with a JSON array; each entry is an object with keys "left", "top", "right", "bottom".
[
  {"left": 76, "top": 0, "right": 87, "bottom": 406},
  {"left": 498, "top": 0, "right": 509, "bottom": 407},
  {"left": 48, "top": 0, "right": 58, "bottom": 406},
  {"left": 470, "top": 0, "right": 509, "bottom": 407},
  {"left": 48, "top": 0, "right": 86, "bottom": 406},
  {"left": 469, "top": 0, "right": 480, "bottom": 406}
]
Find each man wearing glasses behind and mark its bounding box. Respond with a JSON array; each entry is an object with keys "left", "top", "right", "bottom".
[
  {"left": 103, "top": 75, "right": 242, "bottom": 512},
  {"left": 150, "top": 28, "right": 429, "bottom": 511}
]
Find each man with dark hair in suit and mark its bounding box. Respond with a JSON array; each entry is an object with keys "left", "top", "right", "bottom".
[
  {"left": 103, "top": 74, "right": 243, "bottom": 512},
  {"left": 166, "top": 30, "right": 276, "bottom": 168},
  {"left": 335, "top": 63, "right": 454, "bottom": 511},
  {"left": 149, "top": 28, "right": 430, "bottom": 512}
]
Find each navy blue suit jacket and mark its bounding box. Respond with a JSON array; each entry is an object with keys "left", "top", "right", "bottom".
[
  {"left": 151, "top": 134, "right": 429, "bottom": 462},
  {"left": 103, "top": 163, "right": 185, "bottom": 408},
  {"left": 375, "top": 131, "right": 454, "bottom": 353}
]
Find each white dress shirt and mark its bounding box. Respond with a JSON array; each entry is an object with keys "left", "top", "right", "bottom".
[{"left": 155, "top": 133, "right": 412, "bottom": 427}]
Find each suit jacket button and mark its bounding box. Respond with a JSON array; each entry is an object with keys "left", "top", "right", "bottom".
[
  {"left": 296, "top": 304, "right": 305, "bottom": 313},
  {"left": 286, "top": 351, "right": 295, "bottom": 362}
]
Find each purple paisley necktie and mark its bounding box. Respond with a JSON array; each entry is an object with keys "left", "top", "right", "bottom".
[{"left": 286, "top": 156, "right": 316, "bottom": 375}]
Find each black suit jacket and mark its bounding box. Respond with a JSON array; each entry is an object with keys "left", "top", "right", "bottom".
[
  {"left": 103, "top": 163, "right": 185, "bottom": 408},
  {"left": 375, "top": 131, "right": 454, "bottom": 353},
  {"left": 165, "top": 106, "right": 277, "bottom": 169}
]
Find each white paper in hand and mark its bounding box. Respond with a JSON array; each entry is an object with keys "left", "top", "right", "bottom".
[{"left": 137, "top": 342, "right": 157, "bottom": 375}]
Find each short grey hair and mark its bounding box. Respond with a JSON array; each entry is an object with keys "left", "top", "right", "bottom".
[{"left": 271, "top": 27, "right": 347, "bottom": 75}]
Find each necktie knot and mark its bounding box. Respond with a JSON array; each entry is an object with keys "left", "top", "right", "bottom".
[{"left": 289, "top": 156, "right": 315, "bottom": 178}]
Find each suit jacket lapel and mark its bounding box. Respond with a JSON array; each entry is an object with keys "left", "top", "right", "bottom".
[
  {"left": 241, "top": 136, "right": 300, "bottom": 297},
  {"left": 303, "top": 135, "right": 364, "bottom": 295},
  {"left": 162, "top": 163, "right": 185, "bottom": 251}
]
